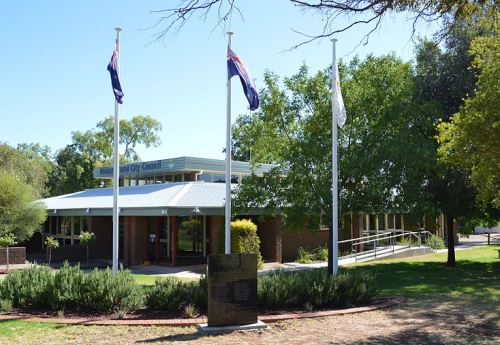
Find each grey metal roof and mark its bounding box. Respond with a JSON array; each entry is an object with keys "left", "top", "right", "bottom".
[
  {"left": 38, "top": 182, "right": 260, "bottom": 217},
  {"left": 93, "top": 156, "right": 277, "bottom": 179}
]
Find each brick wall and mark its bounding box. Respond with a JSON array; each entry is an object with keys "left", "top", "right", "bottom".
[
  {"left": 89, "top": 216, "right": 113, "bottom": 260},
  {"left": 210, "top": 216, "right": 224, "bottom": 254},
  {"left": 255, "top": 217, "right": 282, "bottom": 263},
  {"left": 282, "top": 229, "right": 329, "bottom": 262},
  {"left": 0, "top": 247, "right": 26, "bottom": 265},
  {"left": 50, "top": 245, "right": 86, "bottom": 262}
]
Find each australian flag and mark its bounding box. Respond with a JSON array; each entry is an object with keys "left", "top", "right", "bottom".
[
  {"left": 107, "top": 42, "right": 124, "bottom": 104},
  {"left": 227, "top": 48, "right": 259, "bottom": 111}
]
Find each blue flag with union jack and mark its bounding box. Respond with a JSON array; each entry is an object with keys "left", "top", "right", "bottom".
[
  {"left": 227, "top": 48, "right": 259, "bottom": 111},
  {"left": 107, "top": 41, "right": 124, "bottom": 104}
]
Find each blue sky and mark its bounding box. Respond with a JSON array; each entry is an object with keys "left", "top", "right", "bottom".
[{"left": 0, "top": 1, "right": 436, "bottom": 161}]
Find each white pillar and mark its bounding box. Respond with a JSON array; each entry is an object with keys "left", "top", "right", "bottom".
[{"left": 225, "top": 32, "right": 234, "bottom": 255}]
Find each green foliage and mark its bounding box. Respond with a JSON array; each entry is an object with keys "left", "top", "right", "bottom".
[
  {"left": 44, "top": 236, "right": 59, "bottom": 250},
  {"left": 258, "top": 269, "right": 377, "bottom": 310},
  {"left": 437, "top": 13, "right": 500, "bottom": 212},
  {"left": 0, "top": 234, "right": 17, "bottom": 248},
  {"left": 0, "top": 264, "right": 142, "bottom": 312},
  {"left": 314, "top": 245, "right": 329, "bottom": 261},
  {"left": 51, "top": 115, "right": 162, "bottom": 195},
  {"left": 0, "top": 266, "right": 55, "bottom": 309},
  {"left": 234, "top": 58, "right": 436, "bottom": 232},
  {"left": 425, "top": 235, "right": 445, "bottom": 250},
  {"left": 229, "top": 219, "right": 263, "bottom": 268},
  {"left": 0, "top": 170, "right": 46, "bottom": 241},
  {"left": 145, "top": 276, "right": 206, "bottom": 312},
  {"left": 0, "top": 299, "right": 12, "bottom": 314},
  {"left": 0, "top": 143, "right": 53, "bottom": 198},
  {"left": 80, "top": 267, "right": 143, "bottom": 312},
  {"left": 395, "top": 236, "right": 420, "bottom": 247},
  {"left": 296, "top": 247, "right": 313, "bottom": 263},
  {"left": 79, "top": 231, "right": 96, "bottom": 246},
  {"left": 296, "top": 245, "right": 330, "bottom": 263}
]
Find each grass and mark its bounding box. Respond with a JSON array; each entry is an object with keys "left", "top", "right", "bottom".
[
  {"left": 345, "top": 245, "right": 500, "bottom": 300},
  {"left": 1, "top": 246, "right": 498, "bottom": 343}
]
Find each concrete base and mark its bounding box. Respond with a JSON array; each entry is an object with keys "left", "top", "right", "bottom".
[{"left": 199, "top": 320, "right": 268, "bottom": 333}]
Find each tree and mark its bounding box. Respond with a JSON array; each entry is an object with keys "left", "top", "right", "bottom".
[
  {"left": 51, "top": 115, "right": 162, "bottom": 195},
  {"left": 79, "top": 231, "right": 96, "bottom": 265},
  {"left": 152, "top": 0, "right": 488, "bottom": 46},
  {"left": 0, "top": 234, "right": 17, "bottom": 273},
  {"left": 45, "top": 236, "right": 59, "bottom": 266},
  {"left": 0, "top": 170, "right": 47, "bottom": 242},
  {"left": 415, "top": 9, "right": 497, "bottom": 266},
  {"left": 436, "top": 13, "right": 500, "bottom": 214},
  {"left": 234, "top": 57, "right": 436, "bottom": 272},
  {"left": 0, "top": 143, "right": 52, "bottom": 198}
]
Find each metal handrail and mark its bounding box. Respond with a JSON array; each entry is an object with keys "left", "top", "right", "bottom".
[{"left": 346, "top": 230, "right": 434, "bottom": 262}]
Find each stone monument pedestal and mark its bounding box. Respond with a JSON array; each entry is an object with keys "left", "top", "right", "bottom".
[{"left": 204, "top": 254, "right": 266, "bottom": 332}]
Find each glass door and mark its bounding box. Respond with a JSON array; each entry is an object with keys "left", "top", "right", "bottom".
[
  {"left": 177, "top": 216, "right": 203, "bottom": 258},
  {"left": 159, "top": 217, "right": 171, "bottom": 263}
]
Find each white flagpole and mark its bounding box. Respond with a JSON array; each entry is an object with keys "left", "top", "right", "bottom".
[
  {"left": 331, "top": 38, "right": 339, "bottom": 275},
  {"left": 225, "top": 32, "right": 234, "bottom": 255},
  {"left": 112, "top": 27, "right": 122, "bottom": 274}
]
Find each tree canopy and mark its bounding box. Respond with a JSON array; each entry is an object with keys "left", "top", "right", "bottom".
[
  {"left": 437, "top": 13, "right": 500, "bottom": 213},
  {"left": 234, "top": 55, "right": 436, "bottom": 231},
  {"left": 152, "top": 0, "right": 489, "bottom": 46},
  {"left": 0, "top": 170, "right": 46, "bottom": 241}
]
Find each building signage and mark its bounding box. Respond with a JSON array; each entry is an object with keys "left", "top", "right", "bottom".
[{"left": 98, "top": 160, "right": 162, "bottom": 176}]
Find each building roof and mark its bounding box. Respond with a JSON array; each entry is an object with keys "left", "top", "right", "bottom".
[
  {"left": 39, "top": 182, "right": 250, "bottom": 217},
  {"left": 93, "top": 156, "right": 277, "bottom": 179}
]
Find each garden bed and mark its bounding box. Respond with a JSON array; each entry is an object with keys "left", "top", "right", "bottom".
[{"left": 0, "top": 296, "right": 403, "bottom": 326}]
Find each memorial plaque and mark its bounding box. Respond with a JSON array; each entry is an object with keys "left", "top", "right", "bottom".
[{"left": 207, "top": 254, "right": 258, "bottom": 326}]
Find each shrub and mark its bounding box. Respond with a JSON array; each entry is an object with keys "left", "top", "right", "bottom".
[
  {"left": 0, "top": 265, "right": 55, "bottom": 309},
  {"left": 296, "top": 247, "right": 313, "bottom": 263},
  {"left": 313, "top": 245, "right": 329, "bottom": 261},
  {"left": 80, "top": 267, "right": 143, "bottom": 312},
  {"left": 145, "top": 276, "right": 206, "bottom": 312},
  {"left": 425, "top": 235, "right": 445, "bottom": 250},
  {"left": 183, "top": 304, "right": 198, "bottom": 318},
  {"left": 0, "top": 299, "right": 12, "bottom": 313},
  {"left": 52, "top": 262, "right": 85, "bottom": 309},
  {"left": 395, "top": 236, "right": 420, "bottom": 247},
  {"left": 258, "top": 269, "right": 377, "bottom": 311},
  {"left": 221, "top": 219, "right": 263, "bottom": 268},
  {"left": 0, "top": 264, "right": 142, "bottom": 313}
]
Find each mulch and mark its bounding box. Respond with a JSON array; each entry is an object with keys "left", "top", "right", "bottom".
[{"left": 0, "top": 296, "right": 404, "bottom": 327}]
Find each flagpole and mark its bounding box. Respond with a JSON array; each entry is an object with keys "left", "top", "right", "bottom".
[
  {"left": 331, "top": 38, "right": 339, "bottom": 275},
  {"left": 112, "top": 27, "right": 122, "bottom": 274},
  {"left": 225, "top": 32, "right": 234, "bottom": 255}
]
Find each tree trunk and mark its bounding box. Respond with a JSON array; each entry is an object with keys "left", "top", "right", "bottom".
[
  {"left": 6, "top": 247, "right": 9, "bottom": 273},
  {"left": 48, "top": 248, "right": 52, "bottom": 266},
  {"left": 87, "top": 245, "right": 90, "bottom": 266},
  {"left": 446, "top": 214, "right": 456, "bottom": 267}
]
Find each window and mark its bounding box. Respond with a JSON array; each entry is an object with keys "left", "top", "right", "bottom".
[
  {"left": 45, "top": 216, "right": 89, "bottom": 245},
  {"left": 378, "top": 214, "right": 386, "bottom": 231},
  {"left": 60, "top": 217, "right": 71, "bottom": 236}
]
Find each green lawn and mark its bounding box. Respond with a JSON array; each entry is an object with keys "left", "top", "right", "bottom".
[
  {"left": 1, "top": 246, "right": 498, "bottom": 342},
  {"left": 346, "top": 245, "right": 500, "bottom": 300}
]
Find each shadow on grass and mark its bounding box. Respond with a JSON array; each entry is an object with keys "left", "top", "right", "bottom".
[{"left": 345, "top": 259, "right": 500, "bottom": 300}]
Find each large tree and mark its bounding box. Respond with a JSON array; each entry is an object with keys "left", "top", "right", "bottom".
[
  {"left": 234, "top": 56, "right": 436, "bottom": 272},
  {"left": 152, "top": 0, "right": 488, "bottom": 45},
  {"left": 52, "top": 115, "right": 162, "bottom": 195},
  {"left": 415, "top": 8, "right": 497, "bottom": 266},
  {"left": 0, "top": 170, "right": 46, "bottom": 241},
  {"left": 0, "top": 143, "right": 53, "bottom": 198},
  {"left": 436, "top": 13, "right": 500, "bottom": 215}
]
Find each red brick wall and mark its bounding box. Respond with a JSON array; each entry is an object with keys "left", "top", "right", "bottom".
[
  {"left": 89, "top": 216, "right": 112, "bottom": 259},
  {"left": 282, "top": 229, "right": 329, "bottom": 262},
  {"left": 134, "top": 217, "right": 149, "bottom": 265},
  {"left": 0, "top": 247, "right": 26, "bottom": 265},
  {"left": 210, "top": 216, "right": 224, "bottom": 254},
  {"left": 255, "top": 217, "right": 282, "bottom": 263}
]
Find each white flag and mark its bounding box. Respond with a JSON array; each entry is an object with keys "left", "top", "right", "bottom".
[{"left": 333, "top": 65, "right": 347, "bottom": 128}]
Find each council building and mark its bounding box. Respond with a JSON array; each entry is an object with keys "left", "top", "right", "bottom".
[{"left": 30, "top": 156, "right": 452, "bottom": 267}]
